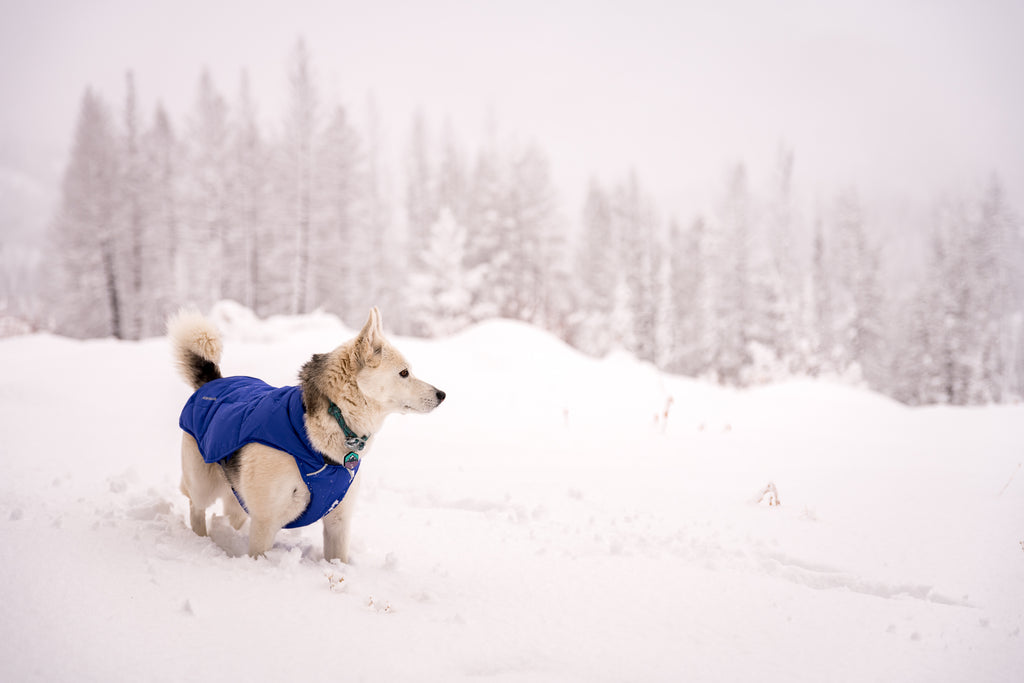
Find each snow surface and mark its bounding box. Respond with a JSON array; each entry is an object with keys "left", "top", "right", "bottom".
[{"left": 1, "top": 308, "right": 1022, "bottom": 682}]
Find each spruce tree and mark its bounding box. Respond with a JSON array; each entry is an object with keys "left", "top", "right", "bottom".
[
  {"left": 285, "top": 39, "right": 318, "bottom": 314},
  {"left": 50, "top": 89, "right": 121, "bottom": 337}
]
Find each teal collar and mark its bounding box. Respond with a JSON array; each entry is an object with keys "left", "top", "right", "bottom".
[{"left": 327, "top": 401, "right": 369, "bottom": 470}]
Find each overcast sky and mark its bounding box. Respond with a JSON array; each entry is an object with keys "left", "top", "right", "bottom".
[{"left": 2, "top": 0, "right": 1022, "bottom": 244}]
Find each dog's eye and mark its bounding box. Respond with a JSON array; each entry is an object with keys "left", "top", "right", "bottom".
[{"left": 399, "top": 369, "right": 409, "bottom": 378}]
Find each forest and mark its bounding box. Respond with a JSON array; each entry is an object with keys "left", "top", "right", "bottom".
[{"left": 31, "top": 42, "right": 1024, "bottom": 406}]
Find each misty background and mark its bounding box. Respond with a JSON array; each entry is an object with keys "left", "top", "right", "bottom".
[{"left": 1, "top": 0, "right": 1023, "bottom": 405}]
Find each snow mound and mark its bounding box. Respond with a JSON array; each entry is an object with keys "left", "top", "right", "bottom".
[
  {"left": 1, "top": 309, "right": 1022, "bottom": 682},
  {"left": 208, "top": 300, "right": 352, "bottom": 343}
]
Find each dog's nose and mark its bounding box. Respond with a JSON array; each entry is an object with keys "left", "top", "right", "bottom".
[{"left": 436, "top": 390, "right": 446, "bottom": 403}]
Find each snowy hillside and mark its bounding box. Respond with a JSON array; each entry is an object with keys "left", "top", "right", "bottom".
[{"left": 1, "top": 308, "right": 1022, "bottom": 682}]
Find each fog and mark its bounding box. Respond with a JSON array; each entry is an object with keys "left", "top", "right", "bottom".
[{"left": 3, "top": 0, "right": 1023, "bottom": 242}]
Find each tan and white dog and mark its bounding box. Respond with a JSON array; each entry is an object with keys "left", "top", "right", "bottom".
[{"left": 168, "top": 307, "right": 444, "bottom": 561}]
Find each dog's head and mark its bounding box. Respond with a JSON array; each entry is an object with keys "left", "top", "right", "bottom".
[
  {"left": 351, "top": 307, "right": 446, "bottom": 415},
  {"left": 300, "top": 307, "right": 444, "bottom": 459}
]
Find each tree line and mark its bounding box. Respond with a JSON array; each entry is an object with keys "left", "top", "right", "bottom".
[{"left": 40, "top": 42, "right": 1024, "bottom": 405}]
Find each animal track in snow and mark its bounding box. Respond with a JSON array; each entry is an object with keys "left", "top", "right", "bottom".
[{"left": 758, "top": 551, "right": 971, "bottom": 607}]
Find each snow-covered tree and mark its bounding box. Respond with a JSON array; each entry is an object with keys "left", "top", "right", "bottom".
[
  {"left": 665, "top": 217, "right": 710, "bottom": 376},
  {"left": 407, "top": 208, "right": 472, "bottom": 336},
  {"left": 974, "top": 178, "right": 1023, "bottom": 402},
  {"left": 284, "top": 39, "right": 319, "bottom": 314},
  {"left": 917, "top": 180, "right": 1024, "bottom": 404},
  {"left": 465, "top": 140, "right": 507, "bottom": 322},
  {"left": 923, "top": 203, "right": 974, "bottom": 403},
  {"left": 224, "top": 71, "right": 267, "bottom": 313},
  {"left": 437, "top": 120, "right": 468, "bottom": 228},
  {"left": 139, "top": 102, "right": 181, "bottom": 333},
  {"left": 808, "top": 217, "right": 833, "bottom": 375},
  {"left": 315, "top": 103, "right": 365, "bottom": 321},
  {"left": 571, "top": 178, "right": 617, "bottom": 355},
  {"left": 50, "top": 89, "right": 121, "bottom": 337},
  {"left": 405, "top": 111, "right": 436, "bottom": 260},
  {"left": 116, "top": 71, "right": 146, "bottom": 338},
  {"left": 805, "top": 191, "right": 883, "bottom": 388},
  {"left": 362, "top": 94, "right": 405, "bottom": 332},
  {"left": 506, "top": 144, "right": 564, "bottom": 328},
  {"left": 614, "top": 171, "right": 661, "bottom": 362},
  {"left": 834, "top": 190, "right": 885, "bottom": 387},
  {"left": 759, "top": 146, "right": 805, "bottom": 375},
  {"left": 709, "top": 164, "right": 753, "bottom": 385},
  {"left": 181, "top": 69, "right": 230, "bottom": 310}
]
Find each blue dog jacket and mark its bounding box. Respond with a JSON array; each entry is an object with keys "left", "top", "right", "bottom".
[{"left": 179, "top": 376, "right": 360, "bottom": 528}]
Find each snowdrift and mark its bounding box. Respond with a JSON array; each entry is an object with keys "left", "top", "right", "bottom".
[{"left": 1, "top": 308, "right": 1022, "bottom": 682}]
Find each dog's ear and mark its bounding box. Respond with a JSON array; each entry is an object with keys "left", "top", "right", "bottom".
[{"left": 355, "top": 307, "right": 384, "bottom": 368}]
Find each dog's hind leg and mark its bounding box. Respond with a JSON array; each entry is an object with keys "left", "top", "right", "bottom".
[
  {"left": 180, "top": 493, "right": 207, "bottom": 536},
  {"left": 180, "top": 432, "right": 230, "bottom": 537},
  {"left": 247, "top": 517, "right": 276, "bottom": 557},
  {"left": 234, "top": 444, "right": 309, "bottom": 557},
  {"left": 248, "top": 485, "right": 309, "bottom": 557},
  {"left": 246, "top": 486, "right": 309, "bottom": 557},
  {"left": 223, "top": 492, "right": 248, "bottom": 530}
]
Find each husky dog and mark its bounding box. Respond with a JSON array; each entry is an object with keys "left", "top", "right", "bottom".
[{"left": 167, "top": 307, "right": 444, "bottom": 561}]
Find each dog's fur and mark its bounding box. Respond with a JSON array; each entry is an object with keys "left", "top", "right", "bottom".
[{"left": 168, "top": 307, "right": 444, "bottom": 561}]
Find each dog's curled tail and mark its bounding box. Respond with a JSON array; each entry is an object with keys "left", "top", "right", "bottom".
[{"left": 167, "top": 308, "right": 223, "bottom": 390}]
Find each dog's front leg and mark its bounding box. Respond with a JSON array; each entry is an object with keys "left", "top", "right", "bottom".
[{"left": 322, "top": 473, "right": 362, "bottom": 563}]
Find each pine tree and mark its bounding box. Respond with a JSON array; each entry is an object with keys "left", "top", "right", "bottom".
[
  {"left": 285, "top": 39, "right": 319, "bottom": 313},
  {"left": 363, "top": 94, "right": 403, "bottom": 331},
  {"left": 405, "top": 111, "right": 436, "bottom": 260},
  {"left": 437, "top": 120, "right": 468, "bottom": 226},
  {"left": 665, "top": 217, "right": 709, "bottom": 375},
  {"left": 182, "top": 69, "right": 230, "bottom": 310},
  {"left": 802, "top": 190, "right": 887, "bottom": 387},
  {"left": 226, "top": 71, "right": 267, "bottom": 313},
  {"left": 506, "top": 144, "right": 562, "bottom": 328},
  {"left": 711, "top": 164, "right": 753, "bottom": 385},
  {"left": 571, "top": 178, "right": 617, "bottom": 355},
  {"left": 50, "top": 89, "right": 121, "bottom": 337},
  {"left": 893, "top": 286, "right": 939, "bottom": 405},
  {"left": 141, "top": 103, "right": 180, "bottom": 330},
  {"left": 407, "top": 208, "right": 472, "bottom": 336},
  {"left": 974, "top": 178, "right": 1023, "bottom": 401},
  {"left": 761, "top": 146, "right": 803, "bottom": 374},
  {"left": 927, "top": 205, "right": 972, "bottom": 403},
  {"left": 809, "top": 217, "right": 833, "bottom": 375},
  {"left": 315, "top": 103, "right": 365, "bottom": 321},
  {"left": 843, "top": 194, "right": 885, "bottom": 388},
  {"left": 918, "top": 180, "right": 1024, "bottom": 404},
  {"left": 118, "top": 71, "right": 145, "bottom": 338},
  {"left": 402, "top": 111, "right": 440, "bottom": 335},
  {"left": 465, "top": 141, "right": 506, "bottom": 322},
  {"left": 614, "top": 171, "right": 660, "bottom": 362}
]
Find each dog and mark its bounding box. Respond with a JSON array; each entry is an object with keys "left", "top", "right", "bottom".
[{"left": 168, "top": 307, "right": 444, "bottom": 561}]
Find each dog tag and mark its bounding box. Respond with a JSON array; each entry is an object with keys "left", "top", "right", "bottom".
[{"left": 343, "top": 452, "right": 360, "bottom": 470}]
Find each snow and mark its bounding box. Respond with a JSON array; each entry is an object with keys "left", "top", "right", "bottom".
[{"left": 1, "top": 309, "right": 1022, "bottom": 682}]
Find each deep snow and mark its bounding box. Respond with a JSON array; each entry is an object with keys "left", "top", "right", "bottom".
[{"left": 1, "top": 306, "right": 1022, "bottom": 682}]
